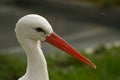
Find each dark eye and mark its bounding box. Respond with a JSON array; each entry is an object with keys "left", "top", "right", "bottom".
[{"left": 35, "top": 27, "right": 44, "bottom": 32}]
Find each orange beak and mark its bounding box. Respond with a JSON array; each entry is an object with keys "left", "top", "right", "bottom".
[{"left": 46, "top": 32, "right": 96, "bottom": 69}]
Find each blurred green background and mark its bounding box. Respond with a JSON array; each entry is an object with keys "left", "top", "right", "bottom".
[
  {"left": 1, "top": 46, "right": 120, "bottom": 80},
  {"left": 0, "top": 0, "right": 120, "bottom": 80}
]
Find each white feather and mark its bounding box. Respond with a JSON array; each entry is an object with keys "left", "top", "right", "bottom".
[{"left": 15, "top": 14, "right": 53, "bottom": 80}]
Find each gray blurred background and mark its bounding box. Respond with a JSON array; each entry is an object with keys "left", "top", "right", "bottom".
[{"left": 0, "top": 0, "right": 120, "bottom": 53}]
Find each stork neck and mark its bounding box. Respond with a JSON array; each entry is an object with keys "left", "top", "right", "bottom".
[{"left": 18, "top": 39, "right": 49, "bottom": 80}]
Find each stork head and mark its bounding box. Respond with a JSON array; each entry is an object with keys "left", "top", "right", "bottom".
[
  {"left": 15, "top": 14, "right": 96, "bottom": 69},
  {"left": 15, "top": 14, "right": 53, "bottom": 41}
]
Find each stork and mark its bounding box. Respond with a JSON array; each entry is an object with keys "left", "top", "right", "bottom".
[{"left": 15, "top": 14, "right": 96, "bottom": 80}]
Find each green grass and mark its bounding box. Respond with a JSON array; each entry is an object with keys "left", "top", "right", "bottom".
[
  {"left": 0, "top": 46, "right": 120, "bottom": 80},
  {"left": 0, "top": 54, "right": 26, "bottom": 80}
]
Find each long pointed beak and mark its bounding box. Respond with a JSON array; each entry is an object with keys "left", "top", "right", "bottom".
[{"left": 46, "top": 32, "right": 96, "bottom": 69}]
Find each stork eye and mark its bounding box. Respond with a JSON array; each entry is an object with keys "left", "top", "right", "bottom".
[{"left": 35, "top": 28, "right": 44, "bottom": 32}]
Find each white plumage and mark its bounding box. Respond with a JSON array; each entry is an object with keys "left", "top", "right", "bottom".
[{"left": 15, "top": 14, "right": 96, "bottom": 80}]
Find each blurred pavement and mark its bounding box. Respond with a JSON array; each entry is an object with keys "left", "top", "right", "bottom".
[{"left": 0, "top": 0, "right": 120, "bottom": 53}]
